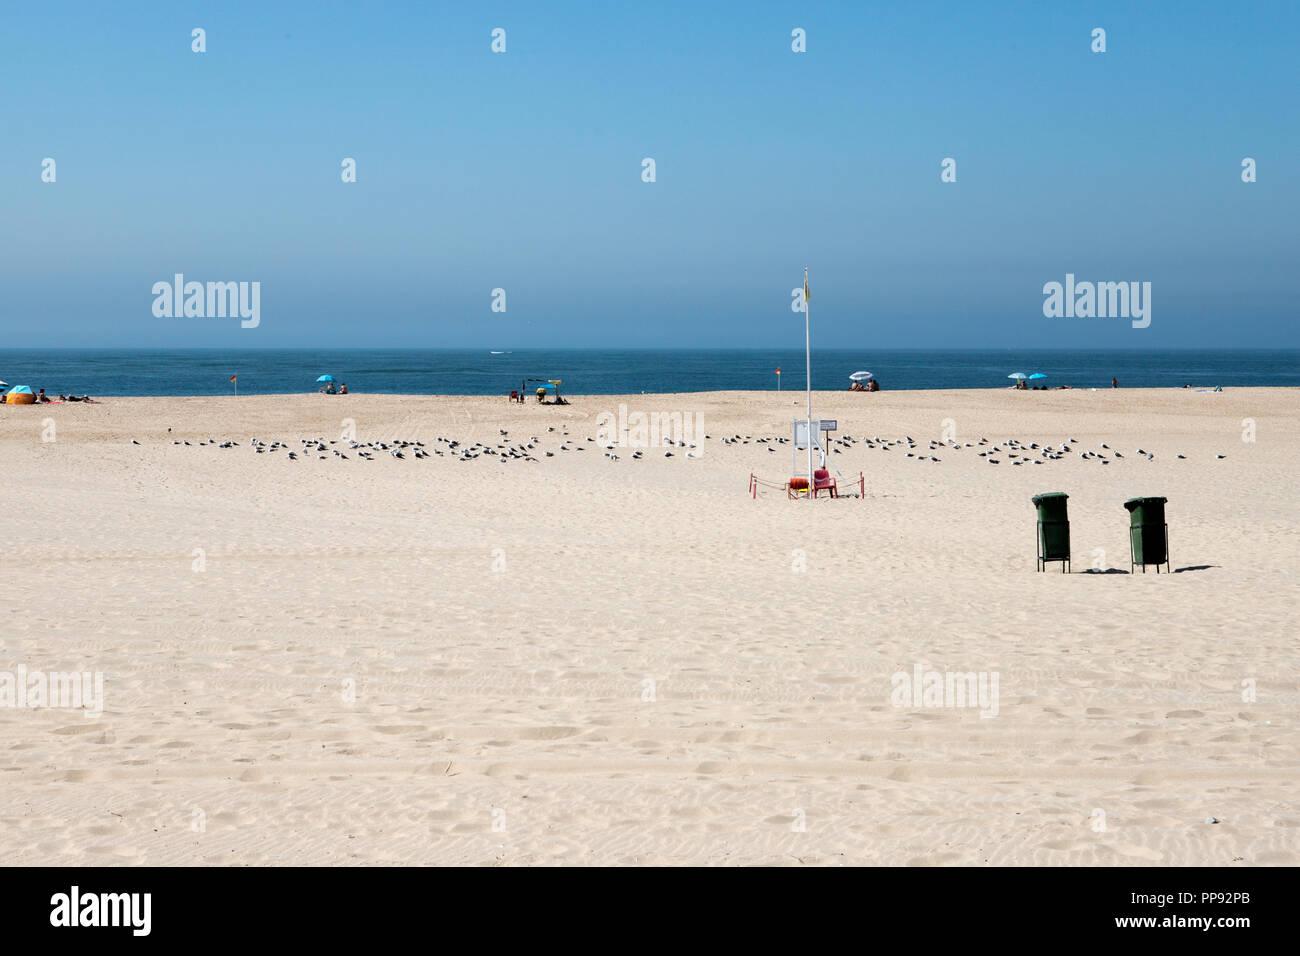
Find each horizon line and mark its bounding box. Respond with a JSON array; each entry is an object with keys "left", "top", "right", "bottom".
[{"left": 4, "top": 346, "right": 1297, "bottom": 353}]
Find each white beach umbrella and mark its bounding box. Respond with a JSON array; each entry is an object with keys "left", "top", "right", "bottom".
[
  {"left": 1007, "top": 372, "right": 1028, "bottom": 380},
  {"left": 849, "top": 371, "right": 873, "bottom": 381}
]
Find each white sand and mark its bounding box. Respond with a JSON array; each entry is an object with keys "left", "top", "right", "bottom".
[{"left": 1, "top": 388, "right": 1296, "bottom": 865}]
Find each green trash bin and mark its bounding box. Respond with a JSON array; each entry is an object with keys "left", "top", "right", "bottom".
[
  {"left": 1031, "top": 492, "right": 1071, "bottom": 572},
  {"left": 1124, "top": 496, "right": 1169, "bottom": 573}
]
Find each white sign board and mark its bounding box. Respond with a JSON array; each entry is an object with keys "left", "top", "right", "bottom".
[{"left": 793, "top": 419, "right": 836, "bottom": 446}]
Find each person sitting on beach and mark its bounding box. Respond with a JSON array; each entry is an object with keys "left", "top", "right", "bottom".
[
  {"left": 339, "top": 383, "right": 349, "bottom": 395},
  {"left": 1111, "top": 377, "right": 1119, "bottom": 388},
  {"left": 36, "top": 388, "right": 50, "bottom": 403},
  {"left": 868, "top": 379, "right": 879, "bottom": 391},
  {"left": 326, "top": 382, "right": 337, "bottom": 394}
]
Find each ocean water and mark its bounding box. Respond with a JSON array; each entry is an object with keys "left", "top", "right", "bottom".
[{"left": 0, "top": 349, "right": 1296, "bottom": 397}]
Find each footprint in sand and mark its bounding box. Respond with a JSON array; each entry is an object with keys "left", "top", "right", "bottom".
[
  {"left": 693, "top": 762, "right": 728, "bottom": 774},
  {"left": 51, "top": 724, "right": 99, "bottom": 736},
  {"left": 1041, "top": 838, "right": 1091, "bottom": 852},
  {"left": 1111, "top": 843, "right": 1164, "bottom": 861},
  {"left": 61, "top": 769, "right": 105, "bottom": 783},
  {"left": 515, "top": 726, "right": 581, "bottom": 740},
  {"left": 905, "top": 851, "right": 963, "bottom": 865}
]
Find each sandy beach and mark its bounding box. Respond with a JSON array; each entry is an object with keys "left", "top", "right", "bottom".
[{"left": 1, "top": 387, "right": 1296, "bottom": 866}]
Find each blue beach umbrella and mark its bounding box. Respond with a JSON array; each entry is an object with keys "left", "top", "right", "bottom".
[
  {"left": 1028, "top": 373, "right": 1047, "bottom": 380},
  {"left": 7, "top": 385, "right": 32, "bottom": 394},
  {"left": 316, "top": 375, "right": 334, "bottom": 383}
]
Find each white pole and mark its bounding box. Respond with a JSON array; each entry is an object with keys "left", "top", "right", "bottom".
[{"left": 804, "top": 267, "right": 813, "bottom": 499}]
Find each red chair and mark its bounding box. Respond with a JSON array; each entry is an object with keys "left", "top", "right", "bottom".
[
  {"left": 812, "top": 468, "right": 837, "bottom": 498},
  {"left": 508, "top": 390, "right": 520, "bottom": 403}
]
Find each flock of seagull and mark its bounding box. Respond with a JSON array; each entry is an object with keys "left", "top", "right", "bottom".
[
  {"left": 144, "top": 425, "right": 694, "bottom": 464},
  {"left": 138, "top": 427, "right": 1228, "bottom": 467},
  {"left": 728, "top": 432, "right": 1227, "bottom": 466}
]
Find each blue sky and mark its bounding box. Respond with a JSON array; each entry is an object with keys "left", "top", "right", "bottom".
[{"left": 1, "top": 1, "right": 1295, "bottom": 348}]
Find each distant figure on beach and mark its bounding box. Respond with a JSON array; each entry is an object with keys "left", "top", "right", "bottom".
[
  {"left": 1111, "top": 377, "right": 1119, "bottom": 388},
  {"left": 867, "top": 379, "right": 879, "bottom": 391},
  {"left": 36, "top": 388, "right": 49, "bottom": 403},
  {"left": 339, "top": 383, "right": 349, "bottom": 394},
  {"left": 325, "top": 381, "right": 337, "bottom": 395}
]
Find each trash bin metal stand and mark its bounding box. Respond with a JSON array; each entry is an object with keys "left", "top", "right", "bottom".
[{"left": 1037, "top": 521, "right": 1069, "bottom": 572}]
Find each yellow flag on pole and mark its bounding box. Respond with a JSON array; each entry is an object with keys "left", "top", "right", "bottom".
[{"left": 803, "top": 273, "right": 810, "bottom": 303}]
